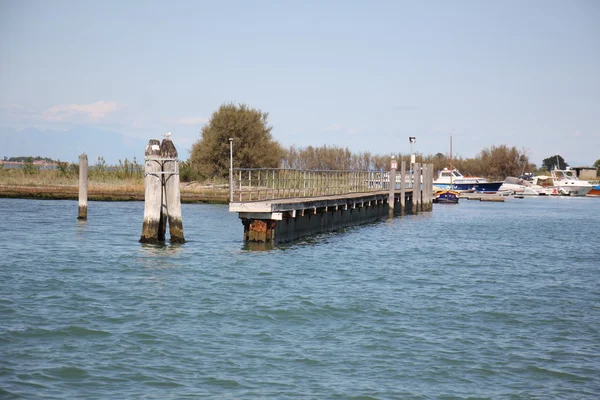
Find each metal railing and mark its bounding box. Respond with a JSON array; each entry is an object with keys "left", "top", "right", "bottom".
[{"left": 232, "top": 168, "right": 415, "bottom": 202}]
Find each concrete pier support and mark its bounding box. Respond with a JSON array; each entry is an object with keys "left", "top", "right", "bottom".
[
  {"left": 77, "top": 153, "right": 88, "bottom": 220},
  {"left": 244, "top": 219, "right": 277, "bottom": 242}
]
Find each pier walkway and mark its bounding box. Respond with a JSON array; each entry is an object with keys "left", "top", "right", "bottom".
[{"left": 229, "top": 162, "right": 434, "bottom": 243}]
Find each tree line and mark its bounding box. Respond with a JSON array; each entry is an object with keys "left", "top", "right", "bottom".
[{"left": 188, "top": 103, "right": 543, "bottom": 181}]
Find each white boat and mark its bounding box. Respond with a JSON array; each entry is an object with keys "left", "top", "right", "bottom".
[
  {"left": 434, "top": 168, "right": 503, "bottom": 193},
  {"left": 499, "top": 177, "right": 553, "bottom": 196},
  {"left": 550, "top": 168, "right": 593, "bottom": 196}
]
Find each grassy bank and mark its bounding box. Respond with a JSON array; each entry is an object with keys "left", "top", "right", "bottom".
[{"left": 0, "top": 168, "right": 229, "bottom": 204}]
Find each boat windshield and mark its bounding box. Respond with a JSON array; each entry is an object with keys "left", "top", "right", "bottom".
[
  {"left": 452, "top": 170, "right": 462, "bottom": 177},
  {"left": 564, "top": 170, "right": 579, "bottom": 180},
  {"left": 553, "top": 170, "right": 578, "bottom": 180}
]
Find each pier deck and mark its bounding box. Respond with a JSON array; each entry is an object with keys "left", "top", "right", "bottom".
[
  {"left": 230, "top": 190, "right": 413, "bottom": 220},
  {"left": 229, "top": 163, "right": 433, "bottom": 243}
]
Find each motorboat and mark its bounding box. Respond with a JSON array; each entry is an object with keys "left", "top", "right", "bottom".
[
  {"left": 433, "top": 189, "right": 459, "bottom": 204},
  {"left": 550, "top": 168, "right": 593, "bottom": 196},
  {"left": 587, "top": 185, "right": 600, "bottom": 196},
  {"left": 499, "top": 176, "right": 553, "bottom": 196},
  {"left": 433, "top": 168, "right": 503, "bottom": 193}
]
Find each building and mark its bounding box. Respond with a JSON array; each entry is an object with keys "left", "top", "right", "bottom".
[{"left": 571, "top": 166, "right": 598, "bottom": 180}]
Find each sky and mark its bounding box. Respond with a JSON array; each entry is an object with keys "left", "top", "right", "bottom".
[{"left": 1, "top": 0, "right": 599, "bottom": 167}]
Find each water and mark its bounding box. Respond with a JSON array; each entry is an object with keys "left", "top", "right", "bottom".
[{"left": 1, "top": 197, "right": 599, "bottom": 399}]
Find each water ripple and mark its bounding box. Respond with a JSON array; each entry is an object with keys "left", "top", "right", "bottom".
[{"left": 1, "top": 198, "right": 599, "bottom": 398}]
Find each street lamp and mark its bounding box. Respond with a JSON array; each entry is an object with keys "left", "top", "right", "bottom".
[{"left": 409, "top": 136, "right": 416, "bottom": 165}]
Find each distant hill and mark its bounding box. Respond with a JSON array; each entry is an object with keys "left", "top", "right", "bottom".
[{"left": 0, "top": 126, "right": 148, "bottom": 165}]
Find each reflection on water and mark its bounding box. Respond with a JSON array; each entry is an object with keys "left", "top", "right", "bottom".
[
  {"left": 242, "top": 241, "right": 276, "bottom": 252},
  {"left": 137, "top": 242, "right": 185, "bottom": 269}
]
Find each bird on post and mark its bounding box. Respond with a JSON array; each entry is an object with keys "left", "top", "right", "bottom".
[{"left": 163, "top": 132, "right": 172, "bottom": 139}]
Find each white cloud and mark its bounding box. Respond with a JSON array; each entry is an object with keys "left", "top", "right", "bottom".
[
  {"left": 173, "top": 116, "right": 208, "bottom": 125},
  {"left": 43, "top": 101, "right": 118, "bottom": 122}
]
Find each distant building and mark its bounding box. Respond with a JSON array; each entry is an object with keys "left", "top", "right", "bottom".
[{"left": 571, "top": 166, "right": 598, "bottom": 180}]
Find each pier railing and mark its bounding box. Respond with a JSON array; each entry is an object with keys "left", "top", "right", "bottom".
[{"left": 232, "top": 168, "right": 415, "bottom": 202}]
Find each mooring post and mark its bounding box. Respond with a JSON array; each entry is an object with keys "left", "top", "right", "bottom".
[
  {"left": 161, "top": 138, "right": 185, "bottom": 243},
  {"left": 388, "top": 156, "right": 397, "bottom": 218},
  {"left": 400, "top": 160, "right": 406, "bottom": 215},
  {"left": 77, "top": 153, "right": 88, "bottom": 220},
  {"left": 421, "top": 164, "right": 427, "bottom": 212},
  {"left": 426, "top": 163, "right": 433, "bottom": 210},
  {"left": 413, "top": 162, "right": 421, "bottom": 213},
  {"left": 424, "top": 164, "right": 429, "bottom": 211},
  {"left": 140, "top": 140, "right": 163, "bottom": 243}
]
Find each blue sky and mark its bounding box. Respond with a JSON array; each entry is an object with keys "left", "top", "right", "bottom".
[{"left": 1, "top": 0, "right": 599, "bottom": 166}]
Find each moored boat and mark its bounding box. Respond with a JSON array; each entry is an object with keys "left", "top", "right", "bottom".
[
  {"left": 433, "top": 168, "right": 503, "bottom": 193},
  {"left": 499, "top": 176, "right": 552, "bottom": 196},
  {"left": 587, "top": 185, "right": 600, "bottom": 196},
  {"left": 550, "top": 168, "right": 593, "bottom": 196},
  {"left": 433, "top": 189, "right": 459, "bottom": 204}
]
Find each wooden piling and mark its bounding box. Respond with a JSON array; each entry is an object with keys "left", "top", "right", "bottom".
[
  {"left": 140, "top": 140, "right": 163, "bottom": 244},
  {"left": 388, "top": 158, "right": 397, "bottom": 218},
  {"left": 77, "top": 153, "right": 88, "bottom": 220},
  {"left": 421, "top": 164, "right": 427, "bottom": 212},
  {"left": 413, "top": 162, "right": 421, "bottom": 213},
  {"left": 161, "top": 138, "right": 185, "bottom": 243},
  {"left": 400, "top": 160, "right": 406, "bottom": 215},
  {"left": 423, "top": 164, "right": 432, "bottom": 211},
  {"left": 429, "top": 164, "right": 434, "bottom": 210}
]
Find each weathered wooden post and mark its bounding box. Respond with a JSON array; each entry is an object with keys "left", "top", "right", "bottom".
[
  {"left": 388, "top": 156, "right": 397, "bottom": 218},
  {"left": 400, "top": 160, "right": 406, "bottom": 215},
  {"left": 413, "top": 162, "right": 421, "bottom": 213},
  {"left": 77, "top": 153, "right": 88, "bottom": 220},
  {"left": 424, "top": 164, "right": 431, "bottom": 211},
  {"left": 426, "top": 163, "right": 433, "bottom": 211},
  {"left": 161, "top": 138, "right": 184, "bottom": 243},
  {"left": 421, "top": 164, "right": 427, "bottom": 212},
  {"left": 140, "top": 140, "right": 163, "bottom": 243}
]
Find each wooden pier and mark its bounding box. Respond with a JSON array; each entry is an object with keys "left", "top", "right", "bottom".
[{"left": 229, "top": 161, "right": 434, "bottom": 243}]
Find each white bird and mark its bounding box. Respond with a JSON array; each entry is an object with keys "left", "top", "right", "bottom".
[{"left": 163, "top": 132, "right": 172, "bottom": 138}]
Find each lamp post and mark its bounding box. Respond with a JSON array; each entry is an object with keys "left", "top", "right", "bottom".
[
  {"left": 229, "top": 138, "right": 233, "bottom": 202},
  {"left": 409, "top": 136, "right": 416, "bottom": 165}
]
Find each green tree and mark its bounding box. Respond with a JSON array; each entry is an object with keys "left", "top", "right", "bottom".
[
  {"left": 478, "top": 145, "right": 529, "bottom": 179},
  {"left": 542, "top": 155, "right": 567, "bottom": 171},
  {"left": 190, "top": 103, "right": 283, "bottom": 179},
  {"left": 594, "top": 159, "right": 600, "bottom": 176}
]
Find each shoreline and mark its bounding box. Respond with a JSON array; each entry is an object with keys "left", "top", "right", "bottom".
[{"left": 0, "top": 185, "right": 229, "bottom": 204}]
